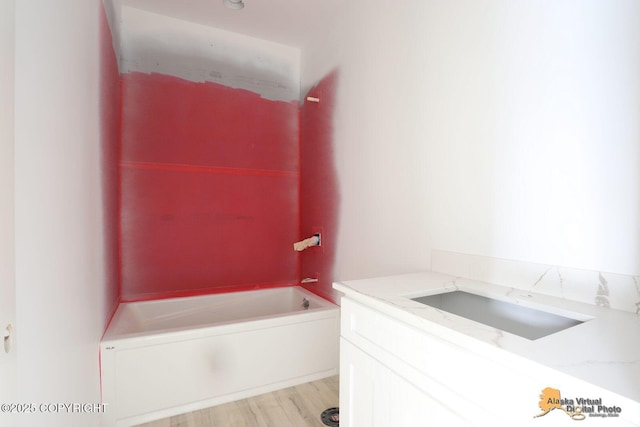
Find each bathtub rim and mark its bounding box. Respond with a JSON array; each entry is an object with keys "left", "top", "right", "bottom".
[{"left": 101, "top": 286, "right": 339, "bottom": 346}]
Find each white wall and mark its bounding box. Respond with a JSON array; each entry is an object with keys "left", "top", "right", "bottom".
[
  {"left": 14, "top": 1, "right": 109, "bottom": 425},
  {"left": 302, "top": 0, "right": 640, "bottom": 281},
  {"left": 102, "top": 0, "right": 122, "bottom": 71},
  {"left": 118, "top": 6, "right": 300, "bottom": 101},
  {"left": 0, "top": 1, "right": 17, "bottom": 422}
]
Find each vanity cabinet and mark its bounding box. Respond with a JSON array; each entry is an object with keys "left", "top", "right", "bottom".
[
  {"left": 339, "top": 297, "right": 502, "bottom": 426},
  {"left": 338, "top": 295, "right": 639, "bottom": 426},
  {"left": 340, "top": 338, "right": 469, "bottom": 426}
]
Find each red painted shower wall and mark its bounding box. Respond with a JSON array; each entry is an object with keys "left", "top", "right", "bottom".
[
  {"left": 120, "top": 73, "right": 299, "bottom": 300},
  {"left": 300, "top": 71, "right": 340, "bottom": 303},
  {"left": 99, "top": 3, "right": 121, "bottom": 315}
]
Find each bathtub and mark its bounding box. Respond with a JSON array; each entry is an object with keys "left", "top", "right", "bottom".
[{"left": 100, "top": 286, "right": 340, "bottom": 427}]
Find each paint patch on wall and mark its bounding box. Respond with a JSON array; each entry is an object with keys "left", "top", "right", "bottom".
[
  {"left": 120, "top": 72, "right": 299, "bottom": 301},
  {"left": 119, "top": 6, "right": 300, "bottom": 102}
]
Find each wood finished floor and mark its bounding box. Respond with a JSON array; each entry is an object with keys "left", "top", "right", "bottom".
[{"left": 134, "top": 376, "right": 339, "bottom": 427}]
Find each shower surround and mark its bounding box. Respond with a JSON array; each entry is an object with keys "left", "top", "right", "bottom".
[
  {"left": 120, "top": 72, "right": 300, "bottom": 301},
  {"left": 116, "top": 7, "right": 299, "bottom": 301}
]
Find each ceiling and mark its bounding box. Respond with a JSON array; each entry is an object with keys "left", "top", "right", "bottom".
[{"left": 118, "top": 0, "right": 342, "bottom": 48}]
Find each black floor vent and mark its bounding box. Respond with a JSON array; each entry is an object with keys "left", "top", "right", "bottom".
[{"left": 321, "top": 407, "right": 339, "bottom": 426}]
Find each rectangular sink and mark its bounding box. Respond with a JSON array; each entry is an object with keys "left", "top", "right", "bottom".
[{"left": 411, "top": 291, "right": 585, "bottom": 340}]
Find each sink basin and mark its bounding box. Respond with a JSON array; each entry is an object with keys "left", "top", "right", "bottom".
[{"left": 411, "top": 291, "right": 585, "bottom": 340}]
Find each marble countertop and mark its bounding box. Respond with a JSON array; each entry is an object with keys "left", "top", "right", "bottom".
[{"left": 333, "top": 271, "right": 640, "bottom": 407}]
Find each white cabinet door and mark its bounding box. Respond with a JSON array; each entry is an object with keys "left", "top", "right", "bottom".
[{"left": 340, "top": 338, "right": 470, "bottom": 427}]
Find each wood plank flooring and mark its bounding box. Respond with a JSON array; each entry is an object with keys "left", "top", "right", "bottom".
[{"left": 134, "top": 376, "right": 339, "bottom": 427}]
